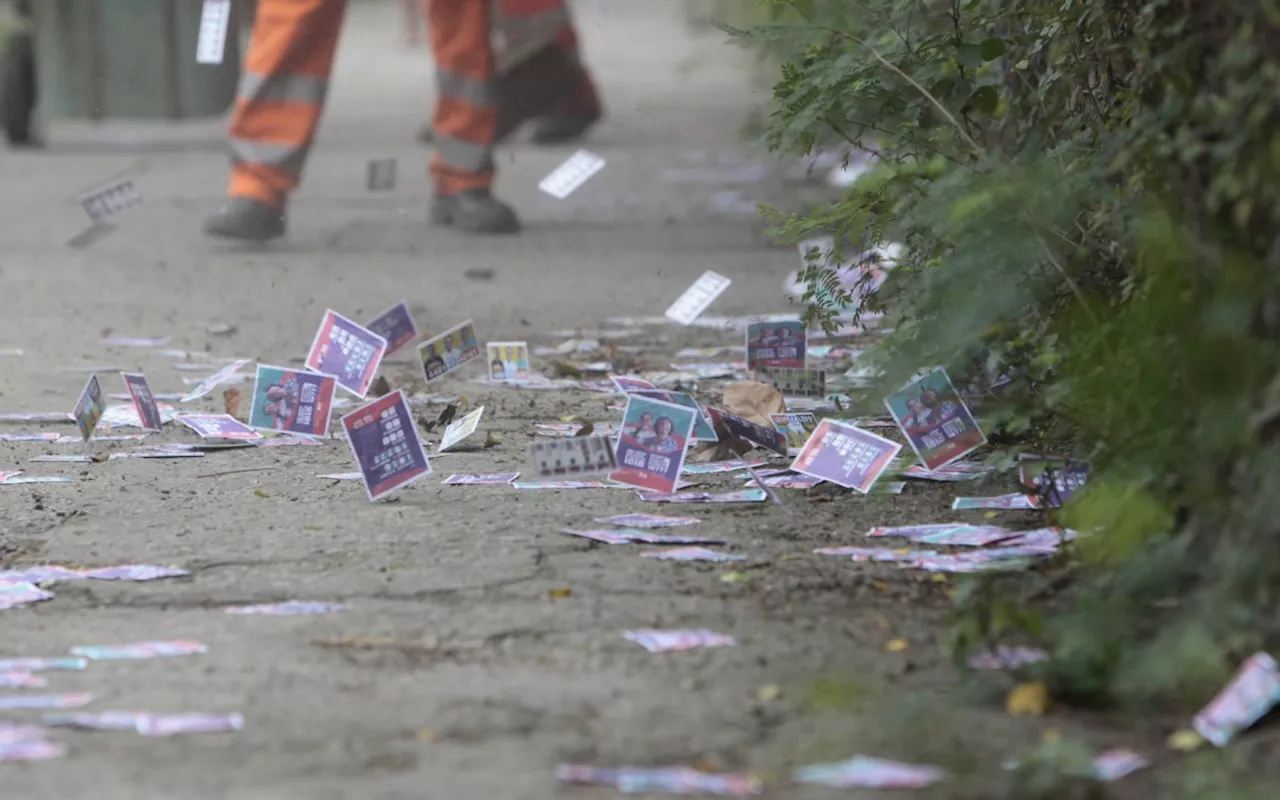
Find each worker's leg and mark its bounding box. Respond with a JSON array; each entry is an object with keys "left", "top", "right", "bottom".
[
  {"left": 496, "top": 0, "right": 601, "bottom": 143},
  {"left": 427, "top": 0, "right": 519, "bottom": 234},
  {"left": 206, "top": 0, "right": 347, "bottom": 241}
]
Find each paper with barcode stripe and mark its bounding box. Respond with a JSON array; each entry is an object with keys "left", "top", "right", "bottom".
[
  {"left": 196, "top": 0, "right": 232, "bottom": 65},
  {"left": 664, "top": 271, "right": 732, "bottom": 325},
  {"left": 538, "top": 150, "right": 606, "bottom": 199}
]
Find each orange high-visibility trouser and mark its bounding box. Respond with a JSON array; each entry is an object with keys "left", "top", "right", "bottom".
[
  {"left": 226, "top": 0, "right": 595, "bottom": 204},
  {"left": 226, "top": 0, "right": 497, "bottom": 205}
]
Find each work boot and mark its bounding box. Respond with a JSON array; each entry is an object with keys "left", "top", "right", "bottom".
[
  {"left": 203, "top": 197, "right": 286, "bottom": 242},
  {"left": 530, "top": 107, "right": 602, "bottom": 145},
  {"left": 430, "top": 189, "right": 520, "bottom": 235}
]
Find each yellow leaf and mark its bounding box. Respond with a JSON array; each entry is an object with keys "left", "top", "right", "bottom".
[
  {"left": 885, "top": 638, "right": 909, "bottom": 652},
  {"left": 720, "top": 571, "right": 751, "bottom": 584},
  {"left": 559, "top": 415, "right": 577, "bottom": 423},
  {"left": 984, "top": 511, "right": 999, "bottom": 519},
  {"left": 757, "top": 684, "right": 782, "bottom": 702},
  {"left": 1006, "top": 682, "right": 1050, "bottom": 716},
  {"left": 871, "top": 581, "right": 890, "bottom": 591},
  {"left": 780, "top": 553, "right": 806, "bottom": 561},
  {"left": 548, "top": 587, "right": 572, "bottom": 599},
  {"left": 1167, "top": 729, "right": 1204, "bottom": 752},
  {"left": 931, "top": 574, "right": 948, "bottom": 583},
  {"left": 253, "top": 489, "right": 268, "bottom": 498}
]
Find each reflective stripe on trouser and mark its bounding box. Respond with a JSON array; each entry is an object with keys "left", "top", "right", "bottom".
[
  {"left": 493, "top": 0, "right": 599, "bottom": 116},
  {"left": 430, "top": 0, "right": 497, "bottom": 194},
  {"left": 226, "top": 0, "right": 347, "bottom": 208}
]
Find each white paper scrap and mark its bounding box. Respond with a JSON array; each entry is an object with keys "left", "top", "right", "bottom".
[
  {"left": 538, "top": 150, "right": 606, "bottom": 199},
  {"left": 664, "top": 271, "right": 732, "bottom": 325}
]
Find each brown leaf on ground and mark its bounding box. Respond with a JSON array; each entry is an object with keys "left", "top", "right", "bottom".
[
  {"left": 573, "top": 421, "right": 595, "bottom": 437},
  {"left": 722, "top": 381, "right": 785, "bottom": 427},
  {"left": 370, "top": 376, "right": 392, "bottom": 398},
  {"left": 222, "top": 388, "right": 242, "bottom": 417}
]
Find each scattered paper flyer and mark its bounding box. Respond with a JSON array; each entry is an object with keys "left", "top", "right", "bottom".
[
  {"left": 341, "top": 389, "right": 432, "bottom": 501},
  {"left": 664, "top": 270, "right": 732, "bottom": 325},
  {"left": 789, "top": 419, "right": 901, "bottom": 493},
  {"left": 136, "top": 713, "right": 244, "bottom": 736},
  {"left": 555, "top": 764, "right": 761, "bottom": 796},
  {"left": 561, "top": 529, "right": 725, "bottom": 545},
  {"left": 419, "top": 320, "right": 482, "bottom": 383},
  {"left": 630, "top": 390, "right": 717, "bottom": 441},
  {"left": 610, "top": 375, "right": 657, "bottom": 393},
  {"left": 120, "top": 372, "right": 164, "bottom": 432},
  {"left": 529, "top": 435, "right": 617, "bottom": 478},
  {"left": 305, "top": 310, "right": 387, "bottom": 398},
  {"left": 0, "top": 694, "right": 94, "bottom": 711},
  {"left": 0, "top": 673, "right": 47, "bottom": 688},
  {"left": 71, "top": 641, "right": 208, "bottom": 661},
  {"left": 44, "top": 711, "right": 148, "bottom": 731},
  {"left": 681, "top": 460, "right": 766, "bottom": 475},
  {"left": 1193, "top": 652, "right": 1280, "bottom": 747},
  {"left": 438, "top": 406, "right": 485, "bottom": 453},
  {"left": 746, "top": 320, "right": 805, "bottom": 371},
  {"left": 0, "top": 657, "right": 86, "bottom": 672},
  {"left": 794, "top": 755, "right": 947, "bottom": 789},
  {"left": 443, "top": 473, "right": 519, "bottom": 485},
  {"left": 195, "top": 0, "right": 232, "bottom": 64},
  {"left": 365, "top": 300, "right": 417, "bottom": 356},
  {"left": 885, "top": 367, "right": 986, "bottom": 470},
  {"left": 247, "top": 364, "right": 336, "bottom": 438},
  {"left": 623, "top": 629, "right": 737, "bottom": 653},
  {"left": 638, "top": 489, "right": 767, "bottom": 504},
  {"left": 178, "top": 414, "right": 262, "bottom": 440},
  {"left": 707, "top": 407, "right": 789, "bottom": 455},
  {"left": 610, "top": 394, "right": 697, "bottom": 494},
  {"left": 224, "top": 601, "right": 342, "bottom": 616},
  {"left": 538, "top": 149, "right": 606, "bottom": 199},
  {"left": 1019, "top": 456, "right": 1090, "bottom": 508},
  {"left": 594, "top": 513, "right": 701, "bottom": 528},
  {"left": 967, "top": 646, "right": 1049, "bottom": 670},
  {"left": 1092, "top": 749, "right": 1149, "bottom": 782},
  {"left": 78, "top": 176, "right": 142, "bottom": 225},
  {"left": 952, "top": 494, "right": 1041, "bottom": 511},
  {"left": 0, "top": 581, "right": 53, "bottom": 610},
  {"left": 755, "top": 365, "right": 827, "bottom": 398},
  {"left": 770, "top": 412, "right": 817, "bottom": 455},
  {"left": 641, "top": 546, "right": 745, "bottom": 562},
  {"left": 72, "top": 374, "right": 106, "bottom": 443},
  {"left": 180, "top": 358, "right": 253, "bottom": 402},
  {"left": 366, "top": 157, "right": 397, "bottom": 192},
  {"left": 511, "top": 480, "right": 610, "bottom": 490},
  {"left": 486, "top": 342, "right": 532, "bottom": 384}
]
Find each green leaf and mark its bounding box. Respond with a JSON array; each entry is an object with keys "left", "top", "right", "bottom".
[
  {"left": 969, "top": 85, "right": 999, "bottom": 115},
  {"left": 979, "top": 37, "right": 1006, "bottom": 61}
]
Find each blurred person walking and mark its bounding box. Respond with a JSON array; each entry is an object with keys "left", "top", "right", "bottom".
[
  {"left": 417, "top": 0, "right": 603, "bottom": 146},
  {"left": 205, "top": 0, "right": 597, "bottom": 242}
]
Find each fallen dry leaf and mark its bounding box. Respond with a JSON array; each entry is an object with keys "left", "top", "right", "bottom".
[
  {"left": 548, "top": 587, "right": 572, "bottom": 599},
  {"left": 253, "top": 489, "right": 268, "bottom": 498},
  {"left": 549, "top": 360, "right": 583, "bottom": 378},
  {"left": 1167, "top": 729, "right": 1204, "bottom": 752},
  {"left": 885, "top": 638, "right": 909, "bottom": 652},
  {"left": 370, "top": 376, "right": 391, "bottom": 398},
  {"left": 722, "top": 381, "right": 785, "bottom": 427},
  {"left": 573, "top": 421, "right": 595, "bottom": 437},
  {"left": 757, "top": 684, "right": 782, "bottom": 702},
  {"left": 1005, "top": 681, "right": 1050, "bottom": 716},
  {"left": 719, "top": 571, "right": 750, "bottom": 584},
  {"left": 483, "top": 431, "right": 502, "bottom": 448},
  {"left": 223, "top": 388, "right": 242, "bottom": 417}
]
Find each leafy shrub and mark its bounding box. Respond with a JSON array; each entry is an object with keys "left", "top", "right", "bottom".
[{"left": 728, "top": 0, "right": 1280, "bottom": 708}]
